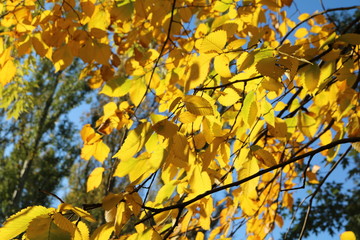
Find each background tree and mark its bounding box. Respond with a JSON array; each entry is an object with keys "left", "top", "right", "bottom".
[
  {"left": 0, "top": 0, "right": 360, "bottom": 240},
  {"left": 0, "top": 58, "right": 91, "bottom": 221}
]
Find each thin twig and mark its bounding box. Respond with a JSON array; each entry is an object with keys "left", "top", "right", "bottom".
[{"left": 297, "top": 146, "right": 352, "bottom": 240}]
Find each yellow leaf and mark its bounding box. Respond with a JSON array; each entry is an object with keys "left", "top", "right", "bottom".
[
  {"left": 27, "top": 214, "right": 71, "bottom": 240},
  {"left": 251, "top": 146, "right": 277, "bottom": 167},
  {"left": 184, "top": 55, "right": 211, "bottom": 91},
  {"left": 102, "top": 193, "right": 123, "bottom": 211},
  {"left": 214, "top": 54, "right": 232, "bottom": 78},
  {"left": 238, "top": 157, "right": 259, "bottom": 195},
  {"left": 114, "top": 153, "right": 152, "bottom": 182},
  {"left": 129, "top": 77, "right": 147, "bottom": 106},
  {"left": 52, "top": 44, "right": 73, "bottom": 72},
  {"left": 268, "top": 117, "right": 288, "bottom": 140},
  {"left": 114, "top": 202, "right": 126, "bottom": 235},
  {"left": 298, "top": 112, "right": 317, "bottom": 138},
  {"left": 155, "top": 180, "right": 177, "bottom": 204},
  {"left": 0, "top": 59, "right": 16, "bottom": 86},
  {"left": 99, "top": 77, "right": 131, "bottom": 97},
  {"left": 178, "top": 111, "right": 197, "bottom": 123},
  {"left": 93, "top": 141, "right": 110, "bottom": 163},
  {"left": 294, "top": 28, "right": 308, "bottom": 38},
  {"left": 340, "top": 231, "right": 356, "bottom": 240},
  {"left": 73, "top": 221, "right": 90, "bottom": 240},
  {"left": 113, "top": 122, "right": 152, "bottom": 160},
  {"left": 57, "top": 203, "right": 96, "bottom": 222},
  {"left": 184, "top": 95, "right": 214, "bottom": 116},
  {"left": 53, "top": 212, "right": 76, "bottom": 236},
  {"left": 31, "top": 34, "right": 49, "bottom": 57},
  {"left": 198, "top": 30, "right": 227, "bottom": 53},
  {"left": 152, "top": 119, "right": 178, "bottom": 138},
  {"left": 237, "top": 51, "right": 255, "bottom": 72},
  {"left": 240, "top": 91, "right": 258, "bottom": 128},
  {"left": 261, "top": 100, "right": 275, "bottom": 127},
  {"left": 217, "top": 87, "right": 241, "bottom": 107},
  {"left": 213, "top": 0, "right": 232, "bottom": 12},
  {"left": 87, "top": 167, "right": 105, "bottom": 192},
  {"left": 337, "top": 33, "right": 360, "bottom": 45},
  {"left": 90, "top": 223, "right": 114, "bottom": 240},
  {"left": 88, "top": 5, "right": 110, "bottom": 32},
  {"left": 0, "top": 206, "right": 52, "bottom": 240},
  {"left": 303, "top": 64, "right": 320, "bottom": 92},
  {"left": 189, "top": 164, "right": 212, "bottom": 196}
]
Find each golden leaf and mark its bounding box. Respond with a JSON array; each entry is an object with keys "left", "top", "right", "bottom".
[
  {"left": 113, "top": 122, "right": 152, "bottom": 161},
  {"left": 214, "top": 54, "right": 232, "bottom": 78},
  {"left": 0, "top": 206, "right": 52, "bottom": 240},
  {"left": 294, "top": 28, "right": 308, "bottom": 38},
  {"left": 240, "top": 91, "right": 258, "bottom": 128},
  {"left": 27, "top": 214, "right": 71, "bottom": 240},
  {"left": 238, "top": 156, "right": 259, "bottom": 195},
  {"left": 337, "top": 33, "right": 360, "bottom": 45},
  {"left": 99, "top": 77, "right": 131, "bottom": 97},
  {"left": 198, "top": 30, "right": 227, "bottom": 53},
  {"left": 102, "top": 193, "right": 123, "bottom": 211},
  {"left": 256, "top": 57, "right": 286, "bottom": 79},
  {"left": 184, "top": 95, "right": 214, "bottom": 116},
  {"left": 52, "top": 45, "right": 74, "bottom": 72},
  {"left": 154, "top": 180, "right": 177, "bottom": 204},
  {"left": 52, "top": 212, "right": 76, "bottom": 236},
  {"left": 152, "top": 119, "right": 178, "bottom": 138},
  {"left": 178, "top": 111, "right": 197, "bottom": 124},
  {"left": 70, "top": 206, "right": 97, "bottom": 223},
  {"left": 189, "top": 164, "right": 212, "bottom": 196},
  {"left": 303, "top": 64, "right": 320, "bottom": 92},
  {"left": 114, "top": 202, "right": 126, "bottom": 235},
  {"left": 0, "top": 59, "right": 16, "bottom": 86},
  {"left": 252, "top": 147, "right": 277, "bottom": 167},
  {"left": 87, "top": 167, "right": 105, "bottom": 192},
  {"left": 73, "top": 221, "right": 90, "bottom": 240},
  {"left": 89, "top": 223, "right": 114, "bottom": 240},
  {"left": 88, "top": 5, "right": 110, "bottom": 32}
]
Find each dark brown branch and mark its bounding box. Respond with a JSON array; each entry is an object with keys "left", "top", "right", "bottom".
[
  {"left": 194, "top": 75, "right": 262, "bottom": 91},
  {"left": 39, "top": 190, "right": 64, "bottom": 203}
]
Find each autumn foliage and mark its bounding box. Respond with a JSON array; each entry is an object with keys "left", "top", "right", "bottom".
[{"left": 1, "top": 0, "right": 360, "bottom": 239}]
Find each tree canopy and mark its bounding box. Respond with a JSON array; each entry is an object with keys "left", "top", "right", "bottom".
[{"left": 0, "top": 0, "right": 360, "bottom": 239}]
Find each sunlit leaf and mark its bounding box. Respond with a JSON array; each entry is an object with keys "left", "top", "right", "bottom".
[
  {"left": 87, "top": 167, "right": 105, "bottom": 192},
  {"left": 113, "top": 122, "right": 152, "bottom": 160},
  {"left": 89, "top": 223, "right": 114, "bottom": 240},
  {"left": 184, "top": 95, "right": 214, "bottom": 116},
  {"left": 198, "top": 30, "right": 227, "bottom": 53},
  {"left": 0, "top": 206, "right": 52, "bottom": 240}
]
